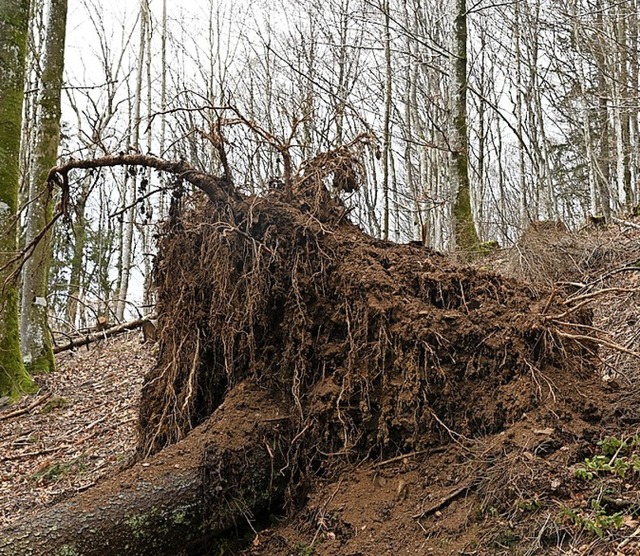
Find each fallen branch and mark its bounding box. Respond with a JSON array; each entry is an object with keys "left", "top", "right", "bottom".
[
  {"left": 565, "top": 287, "right": 639, "bottom": 305},
  {"left": 554, "top": 330, "right": 640, "bottom": 360},
  {"left": 0, "top": 392, "right": 52, "bottom": 422},
  {"left": 53, "top": 316, "right": 155, "bottom": 354},
  {"left": 48, "top": 153, "right": 240, "bottom": 208},
  {"left": 0, "top": 444, "right": 71, "bottom": 462},
  {"left": 612, "top": 216, "right": 640, "bottom": 230},
  {"left": 372, "top": 448, "right": 445, "bottom": 469},
  {"left": 412, "top": 481, "right": 476, "bottom": 519}
]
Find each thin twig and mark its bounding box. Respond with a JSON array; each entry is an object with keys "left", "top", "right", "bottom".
[
  {"left": 372, "top": 447, "right": 445, "bottom": 468},
  {"left": 612, "top": 216, "right": 640, "bottom": 230},
  {"left": 412, "top": 481, "right": 476, "bottom": 519},
  {"left": 0, "top": 393, "right": 52, "bottom": 422},
  {"left": 565, "top": 287, "right": 639, "bottom": 305},
  {"left": 555, "top": 330, "right": 640, "bottom": 360}
]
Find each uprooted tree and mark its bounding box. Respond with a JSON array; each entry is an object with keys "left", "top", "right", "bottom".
[{"left": 0, "top": 138, "right": 610, "bottom": 555}]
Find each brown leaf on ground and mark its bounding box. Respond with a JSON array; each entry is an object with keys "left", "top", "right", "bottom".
[{"left": 0, "top": 333, "right": 152, "bottom": 528}]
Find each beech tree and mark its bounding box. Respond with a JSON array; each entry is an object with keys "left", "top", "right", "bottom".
[
  {"left": 20, "top": 0, "right": 67, "bottom": 373},
  {"left": 0, "top": 0, "right": 35, "bottom": 396},
  {"left": 449, "top": 0, "right": 480, "bottom": 251},
  {"left": 115, "top": 0, "right": 149, "bottom": 322}
]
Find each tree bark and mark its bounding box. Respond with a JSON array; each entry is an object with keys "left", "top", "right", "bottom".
[
  {"left": 20, "top": 0, "right": 68, "bottom": 374},
  {"left": 382, "top": 0, "right": 392, "bottom": 241},
  {"left": 65, "top": 175, "right": 89, "bottom": 328},
  {"left": 48, "top": 153, "right": 240, "bottom": 207},
  {"left": 0, "top": 0, "right": 36, "bottom": 397},
  {"left": 116, "top": 0, "right": 148, "bottom": 322},
  {"left": 449, "top": 0, "right": 480, "bottom": 253},
  {"left": 0, "top": 381, "right": 290, "bottom": 556}
]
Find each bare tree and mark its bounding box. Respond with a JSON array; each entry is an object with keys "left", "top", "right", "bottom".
[{"left": 449, "top": 0, "right": 479, "bottom": 251}]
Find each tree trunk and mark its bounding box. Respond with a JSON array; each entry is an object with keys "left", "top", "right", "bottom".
[
  {"left": 20, "top": 0, "right": 67, "bottom": 374},
  {"left": 0, "top": 382, "right": 289, "bottom": 556},
  {"left": 0, "top": 0, "right": 36, "bottom": 397},
  {"left": 116, "top": 0, "right": 148, "bottom": 322},
  {"left": 514, "top": 0, "right": 529, "bottom": 226},
  {"left": 41, "top": 134, "right": 604, "bottom": 554},
  {"left": 449, "top": 0, "right": 479, "bottom": 253},
  {"left": 52, "top": 315, "right": 154, "bottom": 353},
  {"left": 65, "top": 175, "right": 89, "bottom": 329},
  {"left": 382, "top": 0, "right": 392, "bottom": 240}
]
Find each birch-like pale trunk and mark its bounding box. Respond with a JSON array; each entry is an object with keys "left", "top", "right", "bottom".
[
  {"left": 65, "top": 175, "right": 89, "bottom": 329},
  {"left": 617, "top": 5, "right": 633, "bottom": 211},
  {"left": 116, "top": 0, "right": 148, "bottom": 321},
  {"left": 629, "top": 0, "right": 639, "bottom": 209},
  {"left": 20, "top": 0, "right": 67, "bottom": 373},
  {"left": 0, "top": 0, "right": 36, "bottom": 397},
  {"left": 140, "top": 3, "right": 153, "bottom": 314},
  {"left": 382, "top": 0, "right": 392, "bottom": 240},
  {"left": 513, "top": 0, "right": 529, "bottom": 225},
  {"left": 613, "top": 84, "right": 626, "bottom": 211},
  {"left": 158, "top": 0, "right": 167, "bottom": 220},
  {"left": 593, "top": 4, "right": 612, "bottom": 220}
]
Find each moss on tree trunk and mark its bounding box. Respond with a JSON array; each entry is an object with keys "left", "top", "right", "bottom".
[
  {"left": 0, "top": 0, "right": 35, "bottom": 396},
  {"left": 450, "top": 0, "right": 480, "bottom": 254},
  {"left": 20, "top": 0, "right": 68, "bottom": 374},
  {"left": 0, "top": 382, "right": 289, "bottom": 555}
]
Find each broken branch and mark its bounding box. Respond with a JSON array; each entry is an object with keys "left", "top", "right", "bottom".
[{"left": 52, "top": 316, "right": 155, "bottom": 354}]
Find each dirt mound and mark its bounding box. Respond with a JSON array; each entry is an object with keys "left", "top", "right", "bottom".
[
  {"left": 131, "top": 149, "right": 623, "bottom": 554},
  {"left": 140, "top": 194, "right": 596, "bottom": 453},
  {"left": 241, "top": 390, "right": 639, "bottom": 556},
  {"left": 17, "top": 146, "right": 635, "bottom": 555}
]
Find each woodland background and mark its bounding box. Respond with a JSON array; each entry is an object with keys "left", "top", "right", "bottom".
[
  {"left": 2, "top": 0, "right": 640, "bottom": 390},
  {"left": 2, "top": 2, "right": 640, "bottom": 553},
  {"left": 43, "top": 0, "right": 640, "bottom": 318}
]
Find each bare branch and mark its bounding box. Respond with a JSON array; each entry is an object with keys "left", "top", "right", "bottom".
[{"left": 48, "top": 153, "right": 240, "bottom": 206}]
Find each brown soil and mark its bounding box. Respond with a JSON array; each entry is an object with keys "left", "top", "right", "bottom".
[
  {"left": 4, "top": 162, "right": 640, "bottom": 554},
  {"left": 138, "top": 160, "right": 640, "bottom": 555},
  {"left": 4, "top": 329, "right": 640, "bottom": 555},
  {"left": 233, "top": 224, "right": 640, "bottom": 556}
]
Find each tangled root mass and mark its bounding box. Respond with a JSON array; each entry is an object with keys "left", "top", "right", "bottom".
[{"left": 137, "top": 147, "right": 594, "bottom": 490}]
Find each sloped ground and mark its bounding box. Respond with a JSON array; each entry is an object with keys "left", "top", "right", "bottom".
[
  {"left": 0, "top": 333, "right": 152, "bottom": 528},
  {"left": 244, "top": 386, "right": 640, "bottom": 556},
  {"left": 239, "top": 219, "right": 640, "bottom": 556},
  {"left": 1, "top": 218, "right": 639, "bottom": 555}
]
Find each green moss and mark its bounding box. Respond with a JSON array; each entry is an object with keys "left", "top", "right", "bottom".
[
  {"left": 40, "top": 396, "right": 69, "bottom": 413},
  {"left": 453, "top": 181, "right": 480, "bottom": 255},
  {"left": 55, "top": 546, "right": 80, "bottom": 556},
  {"left": 25, "top": 344, "right": 56, "bottom": 375},
  {"left": 0, "top": 0, "right": 35, "bottom": 399},
  {"left": 0, "top": 289, "right": 35, "bottom": 398},
  {"left": 172, "top": 507, "right": 190, "bottom": 525},
  {"left": 477, "top": 240, "right": 499, "bottom": 256},
  {"left": 31, "top": 456, "right": 86, "bottom": 484},
  {"left": 125, "top": 512, "right": 155, "bottom": 540}
]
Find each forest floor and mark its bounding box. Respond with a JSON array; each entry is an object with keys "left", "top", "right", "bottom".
[
  {"left": 0, "top": 334, "right": 152, "bottom": 528},
  {"left": 2, "top": 220, "right": 640, "bottom": 555}
]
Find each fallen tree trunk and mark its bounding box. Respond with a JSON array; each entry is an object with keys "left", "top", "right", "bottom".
[
  {"left": 0, "top": 382, "right": 290, "bottom": 556},
  {"left": 53, "top": 316, "right": 155, "bottom": 354}
]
